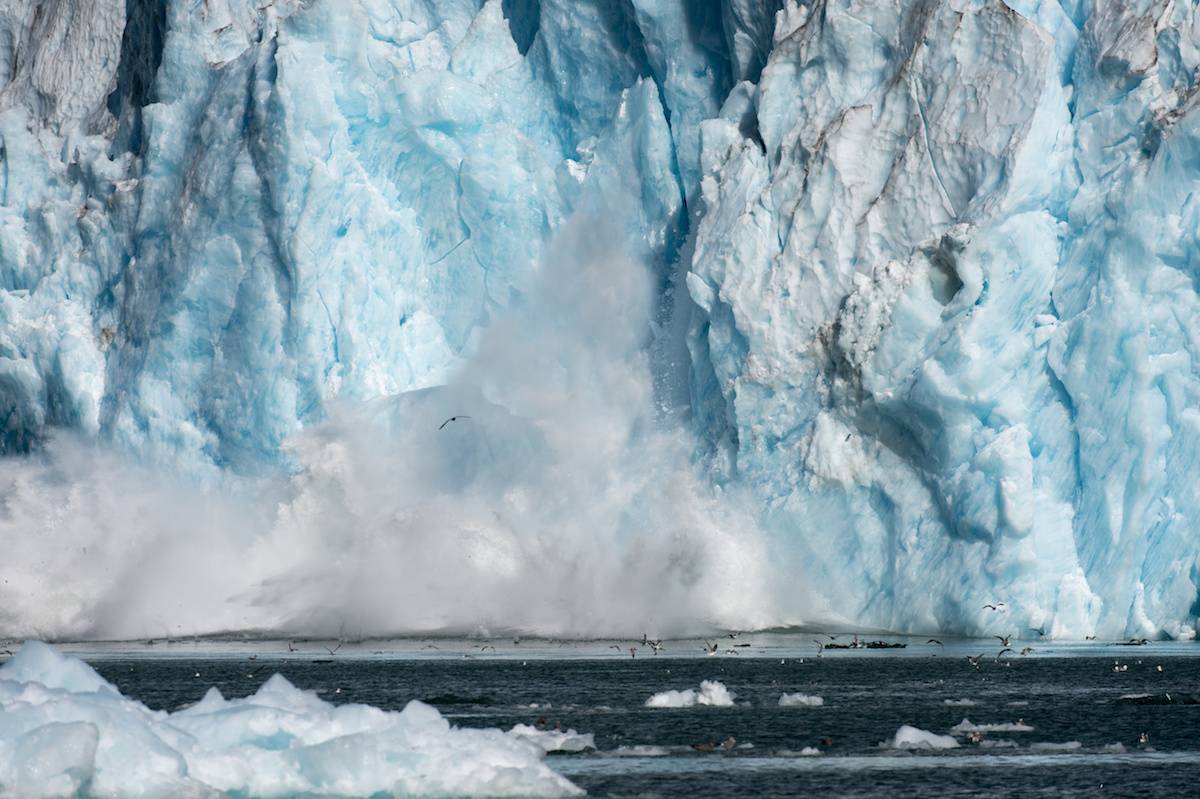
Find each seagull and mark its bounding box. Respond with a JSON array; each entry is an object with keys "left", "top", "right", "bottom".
[
  {"left": 994, "top": 634, "right": 1012, "bottom": 647},
  {"left": 724, "top": 648, "right": 739, "bottom": 655},
  {"left": 703, "top": 640, "right": 719, "bottom": 656},
  {"left": 287, "top": 641, "right": 297, "bottom": 652},
  {"left": 629, "top": 647, "right": 637, "bottom": 659},
  {"left": 325, "top": 641, "right": 343, "bottom": 657},
  {"left": 983, "top": 603, "right": 1006, "bottom": 611},
  {"left": 609, "top": 644, "right": 622, "bottom": 652},
  {"left": 1085, "top": 635, "right": 1096, "bottom": 640},
  {"left": 995, "top": 648, "right": 1014, "bottom": 661},
  {"left": 438, "top": 415, "right": 471, "bottom": 430},
  {"left": 927, "top": 639, "right": 944, "bottom": 647},
  {"left": 648, "top": 640, "right": 664, "bottom": 655},
  {"left": 966, "top": 654, "right": 983, "bottom": 669},
  {"left": 812, "top": 640, "right": 825, "bottom": 655},
  {"left": 1138, "top": 732, "right": 1150, "bottom": 744},
  {"left": 1020, "top": 647, "right": 1034, "bottom": 656}
]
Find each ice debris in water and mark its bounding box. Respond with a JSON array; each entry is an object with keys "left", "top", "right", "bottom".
[
  {"left": 1030, "top": 741, "right": 1084, "bottom": 753},
  {"left": 778, "top": 693, "right": 824, "bottom": 707},
  {"left": 951, "top": 718, "right": 1035, "bottom": 733},
  {"left": 645, "top": 680, "right": 735, "bottom": 708},
  {"left": 508, "top": 724, "right": 596, "bottom": 753},
  {"left": 0, "top": 642, "right": 581, "bottom": 797},
  {"left": 887, "top": 726, "right": 960, "bottom": 750},
  {"left": 943, "top": 698, "right": 978, "bottom": 707}
]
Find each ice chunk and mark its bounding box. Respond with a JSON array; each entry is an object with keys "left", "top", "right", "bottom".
[
  {"left": 508, "top": 724, "right": 596, "bottom": 753},
  {"left": 951, "top": 718, "right": 1035, "bottom": 733},
  {"left": 0, "top": 642, "right": 580, "bottom": 797},
  {"left": 778, "top": 693, "right": 823, "bottom": 707},
  {"left": 645, "top": 680, "right": 735, "bottom": 708},
  {"left": 887, "top": 726, "right": 960, "bottom": 750},
  {"left": 1030, "top": 741, "right": 1083, "bottom": 752}
]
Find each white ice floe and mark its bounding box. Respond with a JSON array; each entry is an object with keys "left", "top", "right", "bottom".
[
  {"left": 780, "top": 747, "right": 823, "bottom": 757},
  {"left": 644, "top": 680, "right": 735, "bottom": 708},
  {"left": 979, "top": 739, "right": 1020, "bottom": 749},
  {"left": 888, "top": 725, "right": 960, "bottom": 750},
  {"left": 778, "top": 693, "right": 824, "bottom": 707},
  {"left": 0, "top": 642, "right": 580, "bottom": 797},
  {"left": 942, "top": 698, "right": 977, "bottom": 707},
  {"left": 508, "top": 724, "right": 596, "bottom": 753},
  {"left": 612, "top": 745, "right": 670, "bottom": 757},
  {"left": 952, "top": 718, "right": 1034, "bottom": 733},
  {"left": 1030, "top": 741, "right": 1083, "bottom": 752}
]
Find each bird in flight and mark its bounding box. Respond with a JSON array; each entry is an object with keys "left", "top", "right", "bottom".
[
  {"left": 983, "top": 603, "right": 1006, "bottom": 611},
  {"left": 994, "top": 634, "right": 1012, "bottom": 647},
  {"left": 438, "top": 415, "right": 471, "bottom": 430},
  {"left": 927, "top": 639, "right": 944, "bottom": 647}
]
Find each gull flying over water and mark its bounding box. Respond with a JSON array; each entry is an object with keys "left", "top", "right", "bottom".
[{"left": 438, "top": 415, "right": 471, "bottom": 430}]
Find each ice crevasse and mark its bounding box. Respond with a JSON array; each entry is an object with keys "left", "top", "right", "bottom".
[{"left": 0, "top": 0, "right": 1197, "bottom": 641}]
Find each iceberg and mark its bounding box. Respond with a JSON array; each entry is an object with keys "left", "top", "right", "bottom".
[
  {"left": 645, "top": 680, "right": 736, "bottom": 708},
  {"left": 0, "top": 0, "right": 1197, "bottom": 642},
  {"left": 0, "top": 641, "right": 581, "bottom": 797}
]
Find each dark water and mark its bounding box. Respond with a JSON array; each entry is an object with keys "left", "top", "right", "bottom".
[{"left": 90, "top": 653, "right": 1200, "bottom": 798}]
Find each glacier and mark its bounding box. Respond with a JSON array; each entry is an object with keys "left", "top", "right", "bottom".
[{"left": 0, "top": 0, "right": 1197, "bottom": 641}]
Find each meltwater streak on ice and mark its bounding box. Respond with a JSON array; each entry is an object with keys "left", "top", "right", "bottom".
[{"left": 0, "top": 218, "right": 775, "bottom": 641}]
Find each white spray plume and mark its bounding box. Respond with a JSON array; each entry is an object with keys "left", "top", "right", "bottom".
[{"left": 0, "top": 217, "right": 776, "bottom": 640}]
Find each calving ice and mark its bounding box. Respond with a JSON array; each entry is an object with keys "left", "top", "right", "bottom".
[{"left": 0, "top": 0, "right": 1197, "bottom": 642}]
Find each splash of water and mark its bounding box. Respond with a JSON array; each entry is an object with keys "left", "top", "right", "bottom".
[{"left": 0, "top": 219, "right": 777, "bottom": 640}]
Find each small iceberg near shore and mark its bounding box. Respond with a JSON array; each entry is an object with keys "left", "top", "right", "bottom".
[{"left": 0, "top": 642, "right": 581, "bottom": 797}]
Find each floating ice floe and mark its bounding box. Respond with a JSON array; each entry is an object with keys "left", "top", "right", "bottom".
[
  {"left": 1030, "top": 741, "right": 1083, "bottom": 752},
  {"left": 887, "top": 726, "right": 960, "bottom": 750},
  {"left": 0, "top": 642, "right": 581, "bottom": 797},
  {"left": 612, "top": 745, "right": 670, "bottom": 757},
  {"left": 644, "top": 680, "right": 735, "bottom": 708},
  {"left": 951, "top": 718, "right": 1035, "bottom": 733},
  {"left": 778, "top": 693, "right": 824, "bottom": 707},
  {"left": 779, "top": 747, "right": 823, "bottom": 757},
  {"left": 942, "top": 698, "right": 977, "bottom": 707},
  {"left": 508, "top": 724, "right": 596, "bottom": 753}
]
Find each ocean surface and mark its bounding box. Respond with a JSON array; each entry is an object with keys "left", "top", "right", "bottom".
[{"left": 54, "top": 636, "right": 1200, "bottom": 797}]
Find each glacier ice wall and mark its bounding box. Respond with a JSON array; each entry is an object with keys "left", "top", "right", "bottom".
[{"left": 0, "top": 0, "right": 1197, "bottom": 640}]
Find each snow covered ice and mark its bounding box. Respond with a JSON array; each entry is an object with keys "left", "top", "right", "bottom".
[
  {"left": 0, "top": 0, "right": 1198, "bottom": 643},
  {"left": 0, "top": 642, "right": 581, "bottom": 797}
]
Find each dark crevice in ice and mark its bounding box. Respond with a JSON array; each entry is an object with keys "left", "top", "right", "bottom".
[
  {"left": 501, "top": 0, "right": 541, "bottom": 56},
  {"left": 107, "top": 0, "right": 168, "bottom": 155}
]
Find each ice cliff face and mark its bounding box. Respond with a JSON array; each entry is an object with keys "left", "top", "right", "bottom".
[{"left": 0, "top": 0, "right": 1197, "bottom": 640}]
